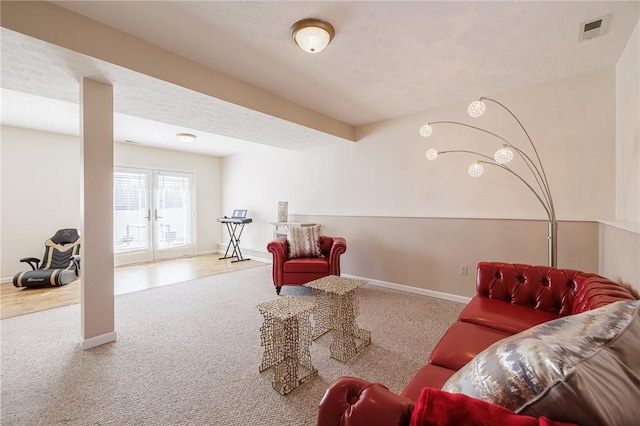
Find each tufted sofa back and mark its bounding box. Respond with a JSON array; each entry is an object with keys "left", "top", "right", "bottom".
[{"left": 477, "top": 262, "right": 636, "bottom": 316}]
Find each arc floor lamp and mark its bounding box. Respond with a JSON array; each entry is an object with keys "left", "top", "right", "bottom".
[{"left": 420, "top": 97, "right": 557, "bottom": 267}]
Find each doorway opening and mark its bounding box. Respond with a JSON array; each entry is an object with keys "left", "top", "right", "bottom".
[{"left": 114, "top": 167, "right": 196, "bottom": 266}]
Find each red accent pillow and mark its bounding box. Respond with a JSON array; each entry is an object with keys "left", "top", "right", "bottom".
[{"left": 410, "top": 388, "right": 577, "bottom": 426}]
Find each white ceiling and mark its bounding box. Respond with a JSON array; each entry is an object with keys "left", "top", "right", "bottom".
[{"left": 1, "top": 1, "right": 639, "bottom": 157}]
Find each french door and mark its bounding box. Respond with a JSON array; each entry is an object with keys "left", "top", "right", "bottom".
[{"left": 114, "top": 167, "right": 195, "bottom": 266}]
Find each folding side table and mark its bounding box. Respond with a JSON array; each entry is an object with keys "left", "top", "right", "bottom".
[
  {"left": 304, "top": 275, "right": 371, "bottom": 362},
  {"left": 257, "top": 296, "right": 318, "bottom": 395}
]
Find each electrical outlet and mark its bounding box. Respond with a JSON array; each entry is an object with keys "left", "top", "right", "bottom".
[{"left": 459, "top": 265, "right": 468, "bottom": 276}]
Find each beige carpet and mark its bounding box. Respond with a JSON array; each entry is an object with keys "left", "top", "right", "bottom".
[{"left": 1, "top": 266, "right": 464, "bottom": 425}]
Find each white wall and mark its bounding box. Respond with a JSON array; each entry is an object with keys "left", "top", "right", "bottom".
[
  {"left": 222, "top": 69, "right": 618, "bottom": 295},
  {"left": 0, "top": 126, "right": 223, "bottom": 281},
  {"left": 1, "top": 126, "right": 81, "bottom": 281},
  {"left": 223, "top": 69, "right": 616, "bottom": 242},
  {"left": 615, "top": 18, "right": 640, "bottom": 224},
  {"left": 601, "top": 17, "right": 640, "bottom": 291}
]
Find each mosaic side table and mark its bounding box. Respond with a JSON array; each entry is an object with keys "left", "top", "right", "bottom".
[
  {"left": 304, "top": 275, "right": 371, "bottom": 362},
  {"left": 257, "top": 296, "right": 318, "bottom": 395}
]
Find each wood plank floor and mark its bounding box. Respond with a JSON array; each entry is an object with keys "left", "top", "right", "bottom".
[{"left": 0, "top": 254, "right": 264, "bottom": 320}]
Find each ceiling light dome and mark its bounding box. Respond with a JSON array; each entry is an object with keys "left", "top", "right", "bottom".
[
  {"left": 291, "top": 18, "right": 335, "bottom": 53},
  {"left": 177, "top": 133, "right": 197, "bottom": 143}
]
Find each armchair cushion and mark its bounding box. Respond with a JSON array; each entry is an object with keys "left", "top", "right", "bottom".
[
  {"left": 443, "top": 300, "right": 640, "bottom": 426},
  {"left": 283, "top": 257, "right": 329, "bottom": 274},
  {"left": 287, "top": 224, "right": 322, "bottom": 258}
]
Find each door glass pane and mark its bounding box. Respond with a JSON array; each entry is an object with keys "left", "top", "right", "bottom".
[
  {"left": 156, "top": 173, "right": 192, "bottom": 249},
  {"left": 114, "top": 171, "right": 150, "bottom": 253}
]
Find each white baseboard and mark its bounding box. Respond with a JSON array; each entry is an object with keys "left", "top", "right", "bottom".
[
  {"left": 219, "top": 244, "right": 472, "bottom": 303},
  {"left": 1, "top": 276, "right": 13, "bottom": 284},
  {"left": 215, "top": 243, "right": 272, "bottom": 263},
  {"left": 6, "top": 259, "right": 469, "bottom": 305},
  {"left": 80, "top": 331, "right": 117, "bottom": 350},
  {"left": 248, "top": 256, "right": 271, "bottom": 264},
  {"left": 195, "top": 249, "right": 220, "bottom": 256},
  {"left": 342, "top": 273, "right": 472, "bottom": 304}
]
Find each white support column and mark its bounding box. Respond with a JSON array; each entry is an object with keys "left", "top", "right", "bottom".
[{"left": 80, "top": 78, "right": 116, "bottom": 349}]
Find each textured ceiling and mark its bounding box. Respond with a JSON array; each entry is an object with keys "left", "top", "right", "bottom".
[
  {"left": 1, "top": 1, "right": 639, "bottom": 156},
  {"left": 0, "top": 27, "right": 348, "bottom": 155}
]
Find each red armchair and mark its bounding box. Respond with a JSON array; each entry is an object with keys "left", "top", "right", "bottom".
[{"left": 266, "top": 236, "right": 347, "bottom": 295}]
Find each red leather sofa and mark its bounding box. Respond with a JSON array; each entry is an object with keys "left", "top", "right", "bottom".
[
  {"left": 317, "top": 262, "right": 637, "bottom": 425},
  {"left": 267, "top": 236, "right": 346, "bottom": 295}
]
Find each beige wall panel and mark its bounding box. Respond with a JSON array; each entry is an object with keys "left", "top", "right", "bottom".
[
  {"left": 289, "top": 216, "right": 598, "bottom": 298},
  {"left": 601, "top": 224, "right": 640, "bottom": 292}
]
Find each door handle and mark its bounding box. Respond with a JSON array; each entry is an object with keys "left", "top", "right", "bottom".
[
  {"left": 143, "top": 209, "right": 151, "bottom": 221},
  {"left": 154, "top": 209, "right": 164, "bottom": 220}
]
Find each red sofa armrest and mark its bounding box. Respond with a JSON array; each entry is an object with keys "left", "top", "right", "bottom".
[
  {"left": 572, "top": 274, "right": 636, "bottom": 314},
  {"left": 318, "top": 376, "right": 414, "bottom": 426},
  {"left": 328, "top": 237, "right": 347, "bottom": 276},
  {"left": 267, "top": 237, "right": 288, "bottom": 286}
]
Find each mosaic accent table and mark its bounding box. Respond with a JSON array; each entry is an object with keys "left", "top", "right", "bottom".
[
  {"left": 257, "top": 296, "right": 318, "bottom": 395},
  {"left": 304, "top": 275, "right": 371, "bottom": 362}
]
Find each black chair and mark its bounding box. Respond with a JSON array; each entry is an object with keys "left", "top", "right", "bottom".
[{"left": 13, "top": 229, "right": 81, "bottom": 288}]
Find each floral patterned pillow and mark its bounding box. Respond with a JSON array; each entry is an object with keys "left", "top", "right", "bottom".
[{"left": 287, "top": 225, "right": 322, "bottom": 258}]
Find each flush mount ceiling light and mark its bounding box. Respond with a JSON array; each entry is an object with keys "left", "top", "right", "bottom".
[
  {"left": 176, "top": 132, "right": 196, "bottom": 143},
  {"left": 290, "top": 18, "right": 335, "bottom": 53}
]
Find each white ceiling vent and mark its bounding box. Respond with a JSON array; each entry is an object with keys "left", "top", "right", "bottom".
[{"left": 578, "top": 15, "right": 611, "bottom": 42}]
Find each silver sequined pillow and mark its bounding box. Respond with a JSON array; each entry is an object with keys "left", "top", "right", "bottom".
[
  {"left": 442, "top": 300, "right": 640, "bottom": 425},
  {"left": 287, "top": 225, "right": 322, "bottom": 258}
]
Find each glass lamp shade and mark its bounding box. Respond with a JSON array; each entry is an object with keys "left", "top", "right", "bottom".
[
  {"left": 419, "top": 124, "right": 433, "bottom": 137},
  {"left": 468, "top": 100, "right": 486, "bottom": 118},
  {"left": 468, "top": 163, "right": 484, "bottom": 177},
  {"left": 494, "top": 147, "right": 514, "bottom": 164},
  {"left": 425, "top": 149, "right": 439, "bottom": 160},
  {"left": 291, "top": 19, "right": 335, "bottom": 53}
]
